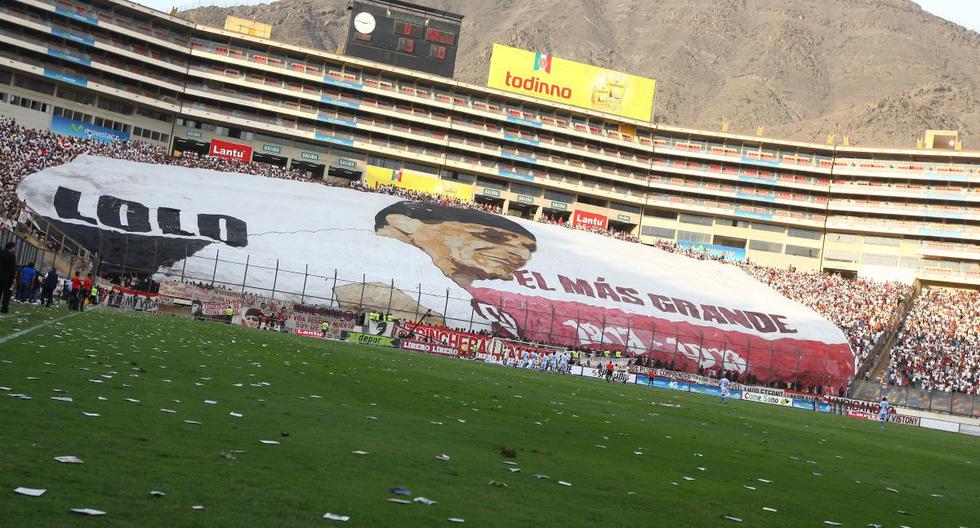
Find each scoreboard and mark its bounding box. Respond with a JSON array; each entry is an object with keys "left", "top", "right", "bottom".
[{"left": 343, "top": 0, "right": 463, "bottom": 78}]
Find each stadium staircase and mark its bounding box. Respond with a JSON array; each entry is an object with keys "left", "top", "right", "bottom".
[
  {"left": 850, "top": 280, "right": 922, "bottom": 401},
  {"left": 3, "top": 207, "right": 98, "bottom": 278}
]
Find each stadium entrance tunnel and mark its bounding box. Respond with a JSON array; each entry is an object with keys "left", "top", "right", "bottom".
[
  {"left": 507, "top": 201, "right": 538, "bottom": 219},
  {"left": 174, "top": 138, "right": 211, "bottom": 157},
  {"left": 607, "top": 218, "right": 637, "bottom": 234},
  {"left": 290, "top": 160, "right": 325, "bottom": 179},
  {"left": 252, "top": 152, "right": 288, "bottom": 168},
  {"left": 542, "top": 207, "right": 571, "bottom": 223},
  {"left": 328, "top": 165, "right": 363, "bottom": 181},
  {"left": 475, "top": 195, "right": 504, "bottom": 210}
]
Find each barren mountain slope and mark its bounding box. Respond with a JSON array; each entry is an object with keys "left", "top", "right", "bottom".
[{"left": 184, "top": 0, "right": 980, "bottom": 147}]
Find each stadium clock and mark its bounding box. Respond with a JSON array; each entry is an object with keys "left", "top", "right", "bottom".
[{"left": 354, "top": 12, "right": 376, "bottom": 34}]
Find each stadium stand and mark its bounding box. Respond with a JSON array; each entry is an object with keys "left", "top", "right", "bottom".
[{"left": 887, "top": 288, "right": 980, "bottom": 394}]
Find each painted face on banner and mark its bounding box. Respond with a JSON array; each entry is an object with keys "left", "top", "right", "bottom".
[{"left": 381, "top": 215, "right": 535, "bottom": 286}]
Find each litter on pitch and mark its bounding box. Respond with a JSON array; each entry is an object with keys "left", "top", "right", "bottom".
[
  {"left": 54, "top": 456, "right": 83, "bottom": 464},
  {"left": 259, "top": 440, "right": 279, "bottom": 445},
  {"left": 14, "top": 487, "right": 46, "bottom": 497},
  {"left": 71, "top": 508, "right": 106, "bottom": 516},
  {"left": 82, "top": 412, "right": 100, "bottom": 417},
  {"left": 435, "top": 454, "right": 450, "bottom": 461},
  {"left": 323, "top": 513, "right": 350, "bottom": 522},
  {"left": 413, "top": 497, "right": 437, "bottom": 505}
]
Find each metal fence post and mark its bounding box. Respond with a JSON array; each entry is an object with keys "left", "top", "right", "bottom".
[
  {"left": 385, "top": 278, "right": 394, "bottom": 316},
  {"left": 330, "top": 269, "right": 338, "bottom": 306},
  {"left": 414, "top": 283, "right": 422, "bottom": 321},
  {"left": 241, "top": 254, "right": 250, "bottom": 293},
  {"left": 548, "top": 305, "right": 556, "bottom": 344},
  {"left": 442, "top": 288, "right": 449, "bottom": 323},
  {"left": 180, "top": 245, "right": 187, "bottom": 282},
  {"left": 300, "top": 264, "right": 308, "bottom": 303},
  {"left": 210, "top": 249, "right": 219, "bottom": 287},
  {"left": 270, "top": 259, "right": 279, "bottom": 299},
  {"left": 358, "top": 273, "right": 366, "bottom": 312},
  {"left": 121, "top": 236, "right": 129, "bottom": 277}
]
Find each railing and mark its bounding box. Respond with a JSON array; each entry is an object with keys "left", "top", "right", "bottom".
[{"left": 850, "top": 380, "right": 980, "bottom": 418}]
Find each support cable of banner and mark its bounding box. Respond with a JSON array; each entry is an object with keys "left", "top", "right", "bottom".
[{"left": 402, "top": 308, "right": 432, "bottom": 342}]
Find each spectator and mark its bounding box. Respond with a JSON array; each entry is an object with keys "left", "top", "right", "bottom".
[
  {"left": 887, "top": 288, "right": 980, "bottom": 394},
  {"left": 0, "top": 242, "right": 15, "bottom": 314}
]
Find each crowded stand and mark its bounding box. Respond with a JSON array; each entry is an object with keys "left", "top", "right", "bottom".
[
  {"left": 887, "top": 288, "right": 980, "bottom": 394},
  {"left": 0, "top": 116, "right": 936, "bottom": 393},
  {"left": 738, "top": 262, "right": 912, "bottom": 368}
]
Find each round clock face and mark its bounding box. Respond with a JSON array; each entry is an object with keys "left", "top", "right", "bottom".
[{"left": 353, "top": 12, "right": 376, "bottom": 34}]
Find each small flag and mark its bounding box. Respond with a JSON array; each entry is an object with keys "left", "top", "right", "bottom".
[{"left": 534, "top": 52, "right": 552, "bottom": 73}]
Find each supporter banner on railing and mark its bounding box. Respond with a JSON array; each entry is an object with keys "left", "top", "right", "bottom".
[
  {"left": 823, "top": 395, "right": 921, "bottom": 426},
  {"left": 17, "top": 157, "right": 853, "bottom": 386},
  {"left": 158, "top": 281, "right": 263, "bottom": 306},
  {"left": 395, "top": 322, "right": 564, "bottom": 359},
  {"left": 400, "top": 339, "right": 460, "bottom": 357},
  {"left": 105, "top": 287, "right": 159, "bottom": 312}
]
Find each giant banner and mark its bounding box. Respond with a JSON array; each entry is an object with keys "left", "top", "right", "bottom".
[
  {"left": 365, "top": 166, "right": 473, "bottom": 201},
  {"left": 16, "top": 157, "right": 853, "bottom": 386},
  {"left": 487, "top": 44, "right": 656, "bottom": 122}
]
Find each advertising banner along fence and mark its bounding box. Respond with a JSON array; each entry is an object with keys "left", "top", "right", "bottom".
[
  {"left": 17, "top": 157, "right": 853, "bottom": 387},
  {"left": 487, "top": 43, "right": 657, "bottom": 122}
]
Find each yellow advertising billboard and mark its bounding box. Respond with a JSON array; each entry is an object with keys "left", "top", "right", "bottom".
[
  {"left": 365, "top": 166, "right": 473, "bottom": 202},
  {"left": 223, "top": 16, "right": 272, "bottom": 39},
  {"left": 486, "top": 43, "right": 656, "bottom": 122}
]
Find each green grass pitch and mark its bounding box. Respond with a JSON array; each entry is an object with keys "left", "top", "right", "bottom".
[{"left": 1, "top": 305, "right": 978, "bottom": 527}]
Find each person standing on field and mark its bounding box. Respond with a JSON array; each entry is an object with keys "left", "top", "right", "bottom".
[
  {"left": 70, "top": 272, "right": 82, "bottom": 311},
  {"left": 0, "top": 242, "right": 15, "bottom": 314},
  {"left": 719, "top": 376, "right": 731, "bottom": 404},
  {"left": 41, "top": 268, "right": 59, "bottom": 307}
]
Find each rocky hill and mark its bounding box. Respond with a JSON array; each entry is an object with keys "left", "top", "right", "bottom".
[{"left": 183, "top": 0, "right": 980, "bottom": 148}]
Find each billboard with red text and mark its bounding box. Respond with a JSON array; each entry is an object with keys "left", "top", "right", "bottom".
[
  {"left": 572, "top": 210, "right": 608, "bottom": 230},
  {"left": 209, "top": 138, "right": 253, "bottom": 163}
]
